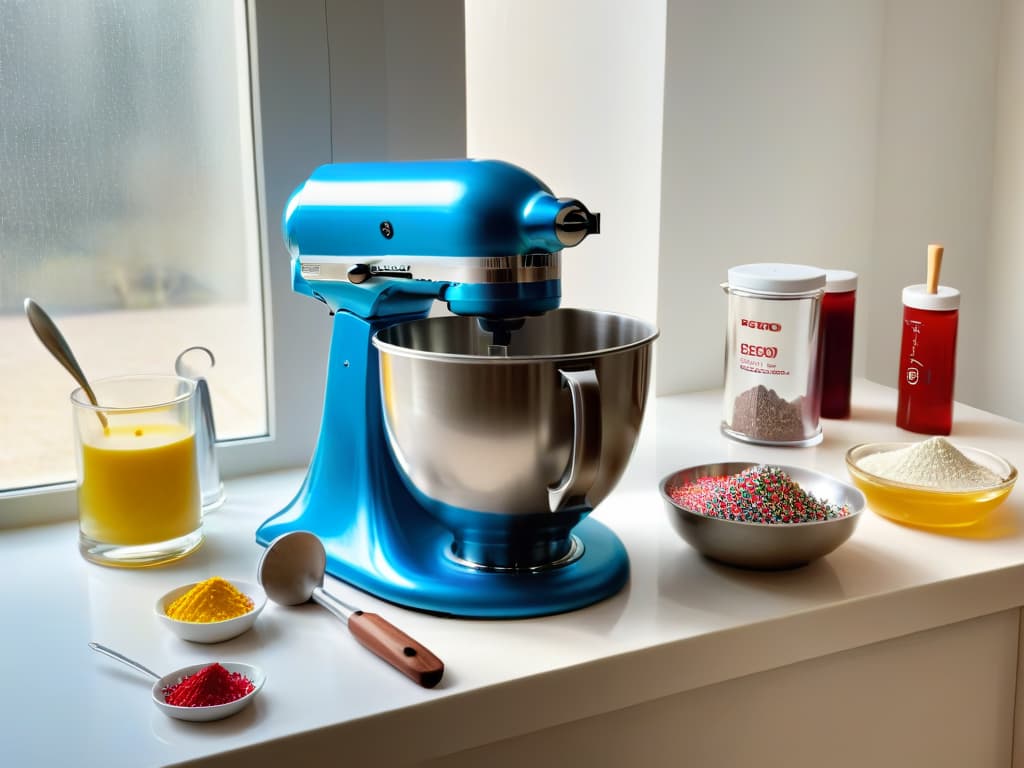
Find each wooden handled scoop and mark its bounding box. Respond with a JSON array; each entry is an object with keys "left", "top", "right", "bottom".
[
  {"left": 258, "top": 531, "right": 444, "bottom": 688},
  {"left": 926, "top": 244, "right": 944, "bottom": 294}
]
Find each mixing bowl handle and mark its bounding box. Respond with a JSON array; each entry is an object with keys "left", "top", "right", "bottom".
[{"left": 548, "top": 368, "right": 602, "bottom": 512}]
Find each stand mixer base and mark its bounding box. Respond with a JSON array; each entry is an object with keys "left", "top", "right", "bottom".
[
  {"left": 253, "top": 310, "right": 632, "bottom": 618},
  {"left": 256, "top": 511, "right": 628, "bottom": 618}
]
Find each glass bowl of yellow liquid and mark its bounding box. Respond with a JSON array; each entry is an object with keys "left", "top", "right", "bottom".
[{"left": 845, "top": 442, "right": 1017, "bottom": 529}]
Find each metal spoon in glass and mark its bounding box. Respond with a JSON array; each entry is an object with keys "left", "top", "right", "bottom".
[
  {"left": 89, "top": 642, "right": 265, "bottom": 722},
  {"left": 258, "top": 531, "right": 445, "bottom": 688},
  {"left": 24, "top": 298, "right": 108, "bottom": 429}
]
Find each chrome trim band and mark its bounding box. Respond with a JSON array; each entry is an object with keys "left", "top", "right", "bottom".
[
  {"left": 443, "top": 535, "right": 585, "bottom": 573},
  {"left": 297, "top": 253, "right": 561, "bottom": 284}
]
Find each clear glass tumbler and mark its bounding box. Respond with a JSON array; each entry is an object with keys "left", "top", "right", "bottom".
[{"left": 73, "top": 375, "right": 203, "bottom": 567}]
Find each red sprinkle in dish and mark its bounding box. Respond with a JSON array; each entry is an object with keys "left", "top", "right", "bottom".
[
  {"left": 670, "top": 465, "right": 850, "bottom": 524},
  {"left": 163, "top": 662, "right": 254, "bottom": 707}
]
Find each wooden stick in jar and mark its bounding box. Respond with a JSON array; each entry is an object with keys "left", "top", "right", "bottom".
[{"left": 927, "top": 243, "right": 944, "bottom": 294}]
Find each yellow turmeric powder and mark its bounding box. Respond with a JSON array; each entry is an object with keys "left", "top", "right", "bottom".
[{"left": 166, "top": 577, "right": 253, "bottom": 623}]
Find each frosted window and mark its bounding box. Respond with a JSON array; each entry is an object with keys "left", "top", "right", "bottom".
[{"left": 0, "top": 0, "right": 265, "bottom": 491}]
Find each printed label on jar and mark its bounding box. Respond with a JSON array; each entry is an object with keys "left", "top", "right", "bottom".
[
  {"left": 736, "top": 312, "right": 792, "bottom": 378},
  {"left": 903, "top": 319, "right": 922, "bottom": 385},
  {"left": 723, "top": 291, "right": 822, "bottom": 443}
]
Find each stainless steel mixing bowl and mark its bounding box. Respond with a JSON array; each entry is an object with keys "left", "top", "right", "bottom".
[
  {"left": 660, "top": 462, "right": 864, "bottom": 569},
  {"left": 373, "top": 308, "right": 658, "bottom": 570}
]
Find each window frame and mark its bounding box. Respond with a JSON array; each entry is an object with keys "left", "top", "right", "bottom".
[{"left": 0, "top": 0, "right": 334, "bottom": 528}]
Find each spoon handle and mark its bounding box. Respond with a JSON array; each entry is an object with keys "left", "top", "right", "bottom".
[
  {"left": 89, "top": 642, "right": 161, "bottom": 680},
  {"left": 311, "top": 585, "right": 357, "bottom": 623},
  {"left": 346, "top": 612, "right": 445, "bottom": 689}
]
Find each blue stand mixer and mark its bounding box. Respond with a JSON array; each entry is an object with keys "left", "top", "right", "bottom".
[{"left": 256, "top": 159, "right": 656, "bottom": 618}]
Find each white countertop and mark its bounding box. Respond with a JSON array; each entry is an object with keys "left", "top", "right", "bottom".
[{"left": 5, "top": 380, "right": 1024, "bottom": 767}]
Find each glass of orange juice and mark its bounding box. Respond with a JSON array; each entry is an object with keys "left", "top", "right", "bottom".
[{"left": 72, "top": 374, "right": 203, "bottom": 567}]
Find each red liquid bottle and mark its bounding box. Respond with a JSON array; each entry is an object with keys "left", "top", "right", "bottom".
[
  {"left": 896, "top": 284, "right": 960, "bottom": 435},
  {"left": 820, "top": 270, "right": 857, "bottom": 418}
]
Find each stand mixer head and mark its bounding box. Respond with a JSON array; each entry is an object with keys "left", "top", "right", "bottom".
[
  {"left": 256, "top": 159, "right": 657, "bottom": 618},
  {"left": 283, "top": 158, "right": 599, "bottom": 326}
]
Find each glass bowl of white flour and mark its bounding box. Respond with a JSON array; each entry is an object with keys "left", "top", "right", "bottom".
[{"left": 846, "top": 438, "right": 1016, "bottom": 529}]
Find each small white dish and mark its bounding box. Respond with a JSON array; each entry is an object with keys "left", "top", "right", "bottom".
[
  {"left": 153, "top": 661, "right": 266, "bottom": 722},
  {"left": 90, "top": 643, "right": 265, "bottom": 723},
  {"left": 156, "top": 579, "right": 267, "bottom": 643}
]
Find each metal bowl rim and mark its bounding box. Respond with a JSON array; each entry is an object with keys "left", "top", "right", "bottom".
[
  {"left": 845, "top": 442, "right": 1018, "bottom": 495},
  {"left": 372, "top": 307, "right": 660, "bottom": 364},
  {"left": 659, "top": 462, "right": 865, "bottom": 529}
]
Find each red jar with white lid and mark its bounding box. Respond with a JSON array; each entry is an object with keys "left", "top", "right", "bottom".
[
  {"left": 820, "top": 270, "right": 857, "bottom": 419},
  {"left": 896, "top": 284, "right": 960, "bottom": 435}
]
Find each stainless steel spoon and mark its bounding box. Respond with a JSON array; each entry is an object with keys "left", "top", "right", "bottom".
[
  {"left": 258, "top": 531, "right": 445, "bottom": 688},
  {"left": 89, "top": 642, "right": 265, "bottom": 722},
  {"left": 24, "top": 298, "right": 108, "bottom": 429},
  {"left": 90, "top": 642, "right": 162, "bottom": 680}
]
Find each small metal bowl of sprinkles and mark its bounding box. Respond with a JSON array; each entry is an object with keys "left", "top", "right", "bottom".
[{"left": 660, "top": 462, "right": 865, "bottom": 569}]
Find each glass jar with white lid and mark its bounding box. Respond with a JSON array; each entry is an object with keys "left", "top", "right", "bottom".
[{"left": 721, "top": 263, "right": 826, "bottom": 447}]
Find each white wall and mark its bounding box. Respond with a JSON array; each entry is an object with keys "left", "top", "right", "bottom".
[
  {"left": 464, "top": 0, "right": 666, "bottom": 327},
  {"left": 327, "top": 0, "right": 465, "bottom": 161},
  {"left": 866, "top": 0, "right": 1001, "bottom": 413},
  {"left": 985, "top": 0, "right": 1024, "bottom": 421},
  {"left": 466, "top": 0, "right": 1024, "bottom": 422},
  {"left": 659, "top": 0, "right": 885, "bottom": 394}
]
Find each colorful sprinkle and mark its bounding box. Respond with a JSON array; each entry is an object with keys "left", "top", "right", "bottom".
[{"left": 670, "top": 465, "right": 849, "bottom": 524}]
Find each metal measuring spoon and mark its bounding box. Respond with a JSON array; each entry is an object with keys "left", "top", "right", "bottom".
[
  {"left": 24, "top": 298, "right": 108, "bottom": 429},
  {"left": 89, "top": 642, "right": 265, "bottom": 722},
  {"left": 258, "top": 531, "right": 445, "bottom": 688}
]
